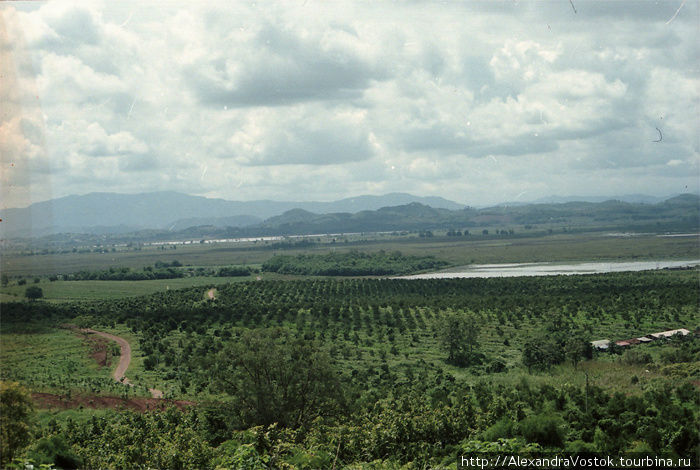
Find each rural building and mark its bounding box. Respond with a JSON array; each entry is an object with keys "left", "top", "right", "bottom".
[
  {"left": 591, "top": 327, "right": 690, "bottom": 352},
  {"left": 650, "top": 328, "right": 690, "bottom": 339}
]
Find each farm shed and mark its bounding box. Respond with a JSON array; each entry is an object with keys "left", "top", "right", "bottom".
[{"left": 650, "top": 328, "right": 690, "bottom": 339}]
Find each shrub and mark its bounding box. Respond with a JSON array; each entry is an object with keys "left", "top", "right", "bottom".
[
  {"left": 621, "top": 349, "right": 652, "bottom": 365},
  {"left": 518, "top": 414, "right": 565, "bottom": 448},
  {"left": 24, "top": 286, "right": 43, "bottom": 300}
]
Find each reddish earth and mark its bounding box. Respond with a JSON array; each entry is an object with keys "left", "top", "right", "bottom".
[
  {"left": 31, "top": 392, "right": 194, "bottom": 412},
  {"left": 80, "top": 332, "right": 110, "bottom": 368}
]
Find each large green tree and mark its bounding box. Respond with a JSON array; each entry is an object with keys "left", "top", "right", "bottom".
[
  {"left": 213, "top": 328, "right": 343, "bottom": 428},
  {"left": 24, "top": 286, "right": 43, "bottom": 300},
  {"left": 1, "top": 381, "right": 35, "bottom": 465},
  {"left": 439, "top": 311, "right": 480, "bottom": 366}
]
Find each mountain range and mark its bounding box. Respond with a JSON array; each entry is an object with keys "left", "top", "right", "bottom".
[
  {"left": 1, "top": 191, "right": 698, "bottom": 243},
  {"left": 0, "top": 192, "right": 464, "bottom": 238}
]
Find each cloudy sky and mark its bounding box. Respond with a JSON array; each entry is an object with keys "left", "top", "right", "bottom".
[{"left": 1, "top": 0, "right": 698, "bottom": 209}]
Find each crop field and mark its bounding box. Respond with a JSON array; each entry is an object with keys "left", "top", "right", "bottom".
[
  {"left": 0, "top": 325, "right": 119, "bottom": 395},
  {"left": 1, "top": 232, "right": 698, "bottom": 468},
  {"left": 0, "top": 275, "right": 255, "bottom": 303},
  {"left": 2, "top": 267, "right": 698, "bottom": 468}
]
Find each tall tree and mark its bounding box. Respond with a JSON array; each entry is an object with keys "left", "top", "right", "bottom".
[
  {"left": 213, "top": 328, "right": 343, "bottom": 428},
  {"left": 439, "top": 311, "right": 480, "bottom": 366},
  {"left": 0, "top": 381, "right": 35, "bottom": 465}
]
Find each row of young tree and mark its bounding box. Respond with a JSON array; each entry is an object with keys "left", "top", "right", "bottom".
[{"left": 1, "top": 270, "right": 698, "bottom": 467}]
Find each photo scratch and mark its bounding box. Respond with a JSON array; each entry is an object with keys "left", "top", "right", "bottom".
[
  {"left": 666, "top": 0, "right": 686, "bottom": 25},
  {"left": 653, "top": 127, "right": 663, "bottom": 143}
]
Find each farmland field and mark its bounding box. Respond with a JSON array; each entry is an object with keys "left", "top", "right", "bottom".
[
  {"left": 2, "top": 230, "right": 698, "bottom": 277},
  {"left": 0, "top": 275, "right": 254, "bottom": 303},
  {"left": 2, "top": 265, "right": 698, "bottom": 468}
]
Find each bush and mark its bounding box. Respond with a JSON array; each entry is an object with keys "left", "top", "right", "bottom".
[
  {"left": 27, "top": 435, "right": 83, "bottom": 469},
  {"left": 621, "top": 349, "right": 652, "bottom": 365},
  {"left": 482, "top": 418, "right": 516, "bottom": 441},
  {"left": 24, "top": 286, "right": 43, "bottom": 300},
  {"left": 518, "top": 414, "right": 565, "bottom": 448}
]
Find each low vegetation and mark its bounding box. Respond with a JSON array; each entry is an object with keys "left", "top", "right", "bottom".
[{"left": 1, "top": 269, "right": 698, "bottom": 467}]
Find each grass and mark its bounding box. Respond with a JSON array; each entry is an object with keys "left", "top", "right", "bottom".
[
  {"left": 35, "top": 408, "right": 117, "bottom": 427},
  {"left": 0, "top": 322, "right": 167, "bottom": 398},
  {"left": 0, "top": 324, "right": 120, "bottom": 395},
  {"left": 0, "top": 276, "right": 254, "bottom": 303}
]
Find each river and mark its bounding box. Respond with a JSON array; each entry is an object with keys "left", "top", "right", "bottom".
[{"left": 399, "top": 259, "right": 700, "bottom": 279}]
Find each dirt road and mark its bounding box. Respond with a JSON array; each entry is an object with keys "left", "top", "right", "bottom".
[
  {"left": 83, "top": 329, "right": 131, "bottom": 382},
  {"left": 82, "top": 328, "right": 162, "bottom": 398}
]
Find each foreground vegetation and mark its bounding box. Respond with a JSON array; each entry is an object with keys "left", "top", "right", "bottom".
[{"left": 2, "top": 268, "right": 698, "bottom": 468}]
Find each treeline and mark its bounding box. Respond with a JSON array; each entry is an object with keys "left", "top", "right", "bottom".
[
  {"left": 68, "top": 266, "right": 184, "bottom": 281},
  {"left": 262, "top": 250, "right": 449, "bottom": 276},
  {"left": 60, "top": 261, "right": 252, "bottom": 281}
]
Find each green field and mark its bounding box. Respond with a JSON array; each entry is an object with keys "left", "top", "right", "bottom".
[
  {"left": 2, "top": 231, "right": 698, "bottom": 468},
  {"left": 0, "top": 276, "right": 253, "bottom": 303},
  {"left": 0, "top": 325, "right": 119, "bottom": 395},
  {"left": 2, "top": 231, "right": 698, "bottom": 278}
]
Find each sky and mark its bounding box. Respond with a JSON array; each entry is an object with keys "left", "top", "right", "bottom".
[{"left": 1, "top": 0, "right": 698, "bottom": 209}]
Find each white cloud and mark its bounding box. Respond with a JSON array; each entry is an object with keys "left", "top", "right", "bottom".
[{"left": 1, "top": 0, "right": 698, "bottom": 208}]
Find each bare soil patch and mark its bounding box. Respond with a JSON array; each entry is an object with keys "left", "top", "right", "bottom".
[{"left": 82, "top": 333, "right": 110, "bottom": 367}]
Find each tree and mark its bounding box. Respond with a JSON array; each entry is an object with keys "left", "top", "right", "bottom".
[
  {"left": 439, "top": 311, "right": 480, "bottom": 366},
  {"left": 25, "top": 286, "right": 43, "bottom": 300},
  {"left": 565, "top": 332, "right": 593, "bottom": 369},
  {"left": 1, "top": 381, "right": 35, "bottom": 465},
  {"left": 213, "top": 328, "right": 343, "bottom": 428},
  {"left": 522, "top": 333, "right": 564, "bottom": 372},
  {"left": 1, "top": 274, "right": 8, "bottom": 287}
]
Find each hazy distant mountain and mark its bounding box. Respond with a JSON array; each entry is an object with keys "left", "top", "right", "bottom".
[
  {"left": 0, "top": 191, "right": 464, "bottom": 238},
  {"left": 167, "top": 215, "right": 262, "bottom": 231},
  {"left": 272, "top": 196, "right": 699, "bottom": 236},
  {"left": 528, "top": 194, "right": 672, "bottom": 205},
  {"left": 260, "top": 202, "right": 473, "bottom": 235}
]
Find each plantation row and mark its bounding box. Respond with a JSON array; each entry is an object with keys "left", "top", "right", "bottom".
[{"left": 2, "top": 270, "right": 698, "bottom": 468}]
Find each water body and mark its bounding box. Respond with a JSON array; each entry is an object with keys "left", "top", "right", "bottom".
[{"left": 400, "top": 260, "right": 700, "bottom": 279}]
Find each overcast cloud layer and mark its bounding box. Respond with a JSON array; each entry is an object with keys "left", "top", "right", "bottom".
[{"left": 1, "top": 0, "right": 698, "bottom": 209}]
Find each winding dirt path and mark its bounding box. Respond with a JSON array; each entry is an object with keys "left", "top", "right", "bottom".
[{"left": 82, "top": 328, "right": 163, "bottom": 398}]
